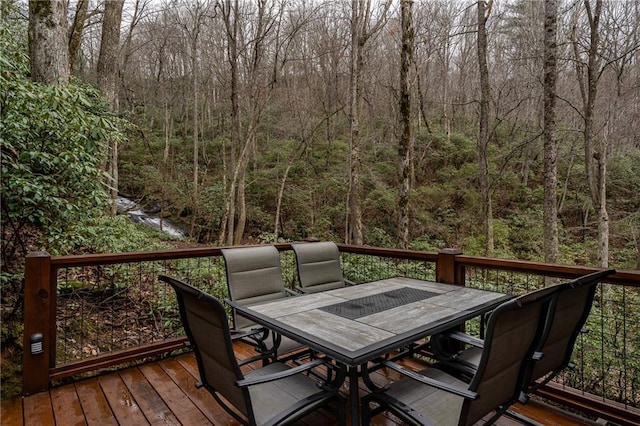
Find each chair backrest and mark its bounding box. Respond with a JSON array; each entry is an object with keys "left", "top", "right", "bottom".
[
  {"left": 460, "top": 285, "right": 558, "bottom": 426},
  {"left": 292, "top": 241, "right": 345, "bottom": 293},
  {"left": 221, "top": 246, "right": 287, "bottom": 330},
  {"left": 158, "top": 275, "right": 254, "bottom": 421},
  {"left": 529, "top": 269, "right": 615, "bottom": 384}
]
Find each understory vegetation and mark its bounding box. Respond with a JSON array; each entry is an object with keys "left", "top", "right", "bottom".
[{"left": 118, "top": 116, "right": 640, "bottom": 268}]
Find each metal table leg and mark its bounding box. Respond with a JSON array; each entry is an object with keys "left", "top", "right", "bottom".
[{"left": 348, "top": 365, "right": 361, "bottom": 425}]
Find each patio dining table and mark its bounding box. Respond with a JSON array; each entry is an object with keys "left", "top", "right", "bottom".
[{"left": 227, "top": 276, "right": 510, "bottom": 425}]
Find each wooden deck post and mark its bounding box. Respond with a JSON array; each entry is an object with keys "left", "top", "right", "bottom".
[
  {"left": 436, "top": 248, "right": 464, "bottom": 285},
  {"left": 23, "top": 252, "right": 53, "bottom": 395}
]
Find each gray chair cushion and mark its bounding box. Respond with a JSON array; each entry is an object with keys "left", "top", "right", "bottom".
[
  {"left": 292, "top": 242, "right": 347, "bottom": 293},
  {"left": 221, "top": 246, "right": 287, "bottom": 330},
  {"left": 221, "top": 246, "right": 306, "bottom": 357}
]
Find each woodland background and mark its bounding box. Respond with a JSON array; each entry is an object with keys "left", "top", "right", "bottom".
[
  {"left": 115, "top": 0, "right": 640, "bottom": 267},
  {"left": 1, "top": 0, "right": 640, "bottom": 398}
]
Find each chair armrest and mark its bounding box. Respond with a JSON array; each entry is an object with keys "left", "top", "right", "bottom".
[
  {"left": 378, "top": 360, "right": 478, "bottom": 400},
  {"left": 440, "top": 359, "right": 477, "bottom": 377},
  {"left": 236, "top": 358, "right": 328, "bottom": 387},
  {"left": 446, "top": 331, "right": 484, "bottom": 348},
  {"left": 430, "top": 330, "right": 483, "bottom": 362},
  {"left": 223, "top": 298, "right": 269, "bottom": 341},
  {"left": 238, "top": 352, "right": 274, "bottom": 367},
  {"left": 230, "top": 327, "right": 268, "bottom": 342}
]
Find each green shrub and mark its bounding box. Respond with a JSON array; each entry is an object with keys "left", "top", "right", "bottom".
[
  {"left": 1, "top": 77, "right": 123, "bottom": 235},
  {"left": 47, "top": 215, "right": 170, "bottom": 255}
]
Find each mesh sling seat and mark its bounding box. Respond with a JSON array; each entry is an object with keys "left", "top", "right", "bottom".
[
  {"left": 291, "top": 241, "right": 355, "bottom": 294},
  {"left": 220, "top": 246, "right": 306, "bottom": 360},
  {"left": 361, "top": 286, "right": 557, "bottom": 426},
  {"left": 429, "top": 269, "right": 616, "bottom": 401},
  {"left": 159, "top": 275, "right": 347, "bottom": 426}
]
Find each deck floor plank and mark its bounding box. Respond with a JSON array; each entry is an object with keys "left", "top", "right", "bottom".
[
  {"left": 510, "top": 400, "right": 588, "bottom": 426},
  {"left": 98, "top": 370, "right": 151, "bottom": 425},
  {"left": 22, "top": 390, "right": 54, "bottom": 426},
  {"left": 119, "top": 367, "right": 180, "bottom": 425},
  {"left": 157, "top": 357, "right": 239, "bottom": 425},
  {"left": 50, "top": 383, "right": 85, "bottom": 426},
  {"left": 1, "top": 394, "right": 23, "bottom": 425},
  {"left": 5, "top": 345, "right": 595, "bottom": 426},
  {"left": 173, "top": 346, "right": 341, "bottom": 425},
  {"left": 139, "top": 361, "right": 212, "bottom": 425},
  {"left": 74, "top": 379, "right": 118, "bottom": 426}
]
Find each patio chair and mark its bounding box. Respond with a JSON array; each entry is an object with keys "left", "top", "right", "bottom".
[
  {"left": 430, "top": 269, "right": 615, "bottom": 403},
  {"left": 362, "top": 285, "right": 557, "bottom": 426},
  {"left": 159, "top": 275, "right": 347, "bottom": 426},
  {"left": 523, "top": 268, "right": 615, "bottom": 396},
  {"left": 291, "top": 241, "right": 355, "bottom": 293},
  {"left": 220, "top": 246, "right": 306, "bottom": 360}
]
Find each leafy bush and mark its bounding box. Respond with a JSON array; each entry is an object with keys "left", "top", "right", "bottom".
[
  {"left": 1, "top": 10, "right": 130, "bottom": 258},
  {"left": 47, "top": 215, "right": 170, "bottom": 255},
  {"left": 0, "top": 78, "right": 122, "bottom": 235}
]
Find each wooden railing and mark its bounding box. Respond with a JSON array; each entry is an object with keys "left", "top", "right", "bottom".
[{"left": 22, "top": 244, "right": 640, "bottom": 425}]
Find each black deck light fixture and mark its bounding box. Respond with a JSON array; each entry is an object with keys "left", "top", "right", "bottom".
[{"left": 30, "top": 333, "right": 44, "bottom": 355}]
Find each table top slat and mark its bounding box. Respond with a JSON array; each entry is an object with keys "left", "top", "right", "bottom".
[
  {"left": 279, "top": 310, "right": 395, "bottom": 351},
  {"left": 251, "top": 293, "right": 341, "bottom": 317},
  {"left": 361, "top": 303, "right": 460, "bottom": 334}
]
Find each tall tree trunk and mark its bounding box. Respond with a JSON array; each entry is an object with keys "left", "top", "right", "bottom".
[
  {"left": 348, "top": 0, "right": 365, "bottom": 245},
  {"left": 220, "top": 0, "right": 277, "bottom": 244},
  {"left": 29, "top": 0, "right": 69, "bottom": 86},
  {"left": 191, "top": 32, "right": 200, "bottom": 236},
  {"left": 398, "top": 0, "right": 413, "bottom": 249},
  {"left": 97, "top": 0, "right": 123, "bottom": 112},
  {"left": 543, "top": 0, "right": 559, "bottom": 264},
  {"left": 346, "top": 0, "right": 390, "bottom": 245},
  {"left": 477, "top": 0, "right": 493, "bottom": 256},
  {"left": 97, "top": 0, "right": 124, "bottom": 216},
  {"left": 595, "top": 151, "right": 609, "bottom": 265},
  {"left": 162, "top": 98, "right": 172, "bottom": 235},
  {"left": 441, "top": 37, "right": 451, "bottom": 138},
  {"left": 274, "top": 164, "right": 292, "bottom": 239},
  {"left": 234, "top": 164, "right": 247, "bottom": 244},
  {"left": 220, "top": 0, "right": 240, "bottom": 245},
  {"left": 414, "top": 64, "right": 432, "bottom": 134},
  {"left": 573, "top": 0, "right": 609, "bottom": 267},
  {"left": 68, "top": 0, "right": 88, "bottom": 75}
]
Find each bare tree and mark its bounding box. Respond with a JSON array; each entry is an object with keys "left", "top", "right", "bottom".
[
  {"left": 348, "top": 0, "right": 390, "bottom": 245},
  {"left": 29, "top": 0, "right": 69, "bottom": 85},
  {"left": 567, "top": 0, "right": 640, "bottom": 266},
  {"left": 218, "top": 0, "right": 239, "bottom": 244},
  {"left": 121, "top": 1, "right": 154, "bottom": 82},
  {"left": 571, "top": 0, "right": 609, "bottom": 266},
  {"left": 543, "top": 0, "right": 559, "bottom": 263},
  {"left": 398, "top": 0, "right": 413, "bottom": 249},
  {"left": 181, "top": 0, "right": 211, "bottom": 235},
  {"left": 97, "top": 0, "right": 124, "bottom": 216},
  {"left": 68, "top": 0, "right": 89, "bottom": 75},
  {"left": 413, "top": 1, "right": 462, "bottom": 137},
  {"left": 219, "top": 0, "right": 281, "bottom": 244},
  {"left": 97, "top": 1, "right": 124, "bottom": 109},
  {"left": 477, "top": 0, "right": 493, "bottom": 256}
]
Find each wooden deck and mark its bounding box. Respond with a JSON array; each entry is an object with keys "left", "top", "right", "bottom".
[{"left": 2, "top": 341, "right": 594, "bottom": 425}]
